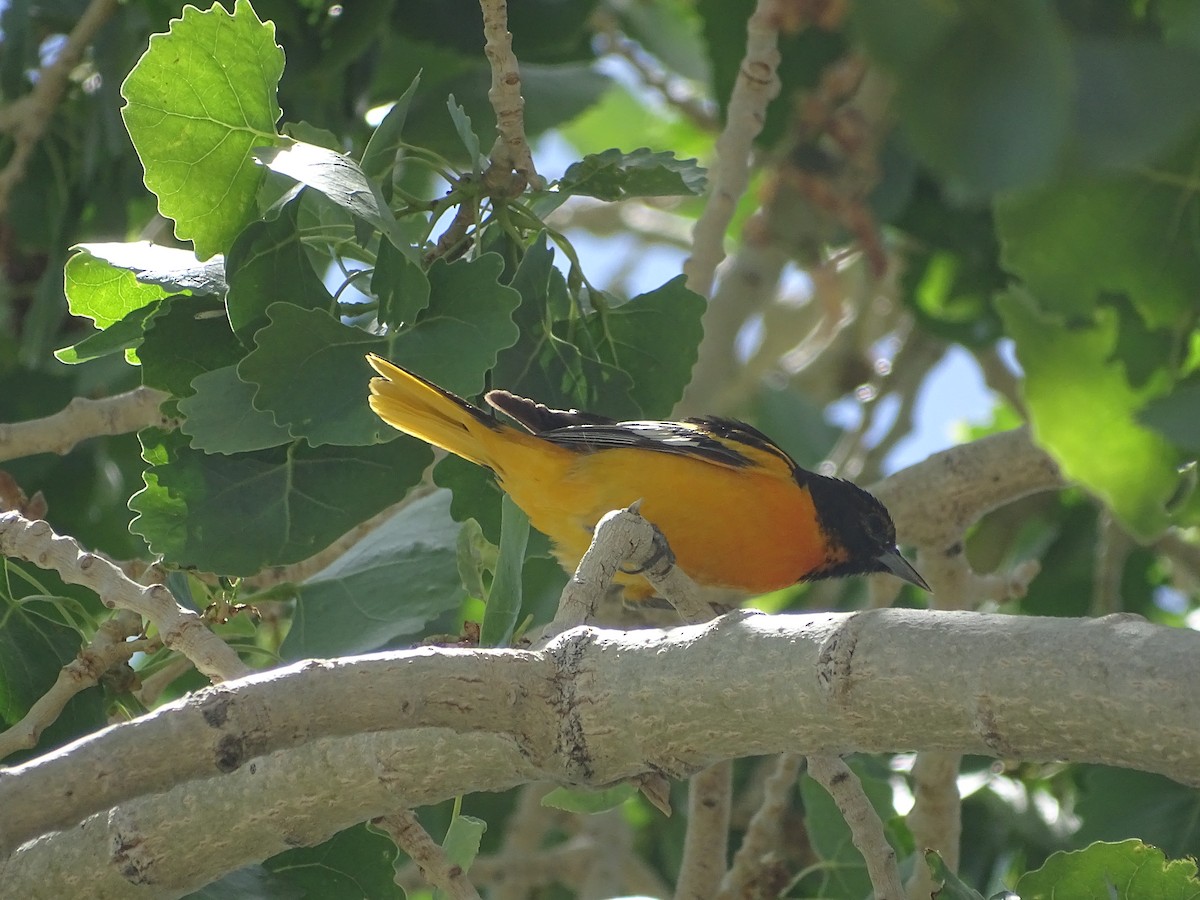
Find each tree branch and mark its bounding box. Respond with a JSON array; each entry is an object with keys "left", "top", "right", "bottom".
[
  {"left": 0, "top": 513, "right": 249, "bottom": 685},
  {"left": 806, "top": 755, "right": 904, "bottom": 899},
  {"left": 675, "top": 758, "right": 732, "bottom": 900},
  {"left": 372, "top": 810, "right": 482, "bottom": 899},
  {"left": 3, "top": 608, "right": 1198, "bottom": 877},
  {"left": 716, "top": 752, "right": 803, "bottom": 899},
  {"left": 683, "top": 0, "right": 784, "bottom": 298},
  {"left": 478, "top": 0, "right": 542, "bottom": 192},
  {"left": 0, "top": 387, "right": 171, "bottom": 463},
  {"left": 0, "top": 0, "right": 122, "bottom": 216},
  {"left": 0, "top": 609, "right": 144, "bottom": 760}
]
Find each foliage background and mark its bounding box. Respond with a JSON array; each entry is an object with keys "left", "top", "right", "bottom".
[{"left": 1, "top": 0, "right": 1199, "bottom": 896}]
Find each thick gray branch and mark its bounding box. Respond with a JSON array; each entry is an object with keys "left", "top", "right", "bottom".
[{"left": 2, "top": 608, "right": 1196, "bottom": 885}]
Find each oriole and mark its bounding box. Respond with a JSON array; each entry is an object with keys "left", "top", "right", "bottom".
[{"left": 367, "top": 354, "right": 929, "bottom": 601}]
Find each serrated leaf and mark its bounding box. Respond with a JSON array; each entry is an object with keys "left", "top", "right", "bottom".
[
  {"left": 479, "top": 496, "right": 528, "bottom": 648},
  {"left": 178, "top": 367, "right": 293, "bottom": 453},
  {"left": 386, "top": 253, "right": 521, "bottom": 397},
  {"left": 238, "top": 305, "right": 390, "bottom": 446},
  {"left": 996, "top": 289, "right": 1181, "bottom": 539},
  {"left": 129, "top": 428, "right": 432, "bottom": 575},
  {"left": 225, "top": 198, "right": 336, "bottom": 341},
  {"left": 54, "top": 303, "right": 159, "bottom": 364},
  {"left": 447, "top": 93, "right": 485, "bottom": 174},
  {"left": 281, "top": 491, "right": 465, "bottom": 660},
  {"left": 64, "top": 247, "right": 171, "bottom": 329},
  {"left": 995, "top": 139, "right": 1200, "bottom": 329},
  {"left": 557, "top": 148, "right": 706, "bottom": 201},
  {"left": 372, "top": 239, "right": 430, "bottom": 328},
  {"left": 1016, "top": 839, "right": 1200, "bottom": 898},
  {"left": 540, "top": 784, "right": 638, "bottom": 814},
  {"left": 120, "top": 0, "right": 284, "bottom": 259},
  {"left": 74, "top": 241, "right": 228, "bottom": 295},
  {"left": 138, "top": 294, "right": 244, "bottom": 398},
  {"left": 253, "top": 140, "right": 403, "bottom": 246}
]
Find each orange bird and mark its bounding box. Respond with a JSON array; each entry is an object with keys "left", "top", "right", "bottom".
[{"left": 367, "top": 354, "right": 928, "bottom": 601}]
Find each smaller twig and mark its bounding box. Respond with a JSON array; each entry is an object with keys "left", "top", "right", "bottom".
[
  {"left": 0, "top": 387, "right": 171, "bottom": 464},
  {"left": 675, "top": 759, "right": 733, "bottom": 900},
  {"left": 684, "top": 0, "right": 784, "bottom": 298},
  {"left": 373, "top": 810, "right": 482, "bottom": 900},
  {"left": 478, "top": 0, "right": 542, "bottom": 192},
  {"left": 0, "top": 513, "right": 249, "bottom": 682},
  {"left": 904, "top": 751, "right": 962, "bottom": 900},
  {"left": 0, "top": 609, "right": 143, "bottom": 759},
  {"left": 0, "top": 0, "right": 122, "bottom": 215},
  {"left": 716, "top": 752, "right": 803, "bottom": 899},
  {"left": 546, "top": 505, "right": 709, "bottom": 635},
  {"left": 491, "top": 784, "right": 565, "bottom": 900},
  {"left": 580, "top": 808, "right": 635, "bottom": 900},
  {"left": 1091, "top": 509, "right": 1132, "bottom": 617},
  {"left": 592, "top": 17, "right": 717, "bottom": 132},
  {"left": 805, "top": 755, "right": 904, "bottom": 899},
  {"left": 135, "top": 653, "right": 195, "bottom": 707}
]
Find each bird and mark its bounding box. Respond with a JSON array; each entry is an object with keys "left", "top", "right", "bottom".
[{"left": 366, "top": 354, "right": 929, "bottom": 602}]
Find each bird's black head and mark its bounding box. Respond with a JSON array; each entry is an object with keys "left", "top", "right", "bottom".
[{"left": 800, "top": 472, "right": 930, "bottom": 591}]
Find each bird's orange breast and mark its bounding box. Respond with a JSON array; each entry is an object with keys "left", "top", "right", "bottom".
[{"left": 496, "top": 445, "right": 831, "bottom": 597}]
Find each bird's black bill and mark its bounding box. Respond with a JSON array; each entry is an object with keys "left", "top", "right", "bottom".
[{"left": 876, "top": 547, "right": 931, "bottom": 592}]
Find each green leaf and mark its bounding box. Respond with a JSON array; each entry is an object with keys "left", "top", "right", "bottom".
[
  {"left": 224, "top": 199, "right": 336, "bottom": 341},
  {"left": 1070, "top": 38, "right": 1200, "bottom": 170},
  {"left": 281, "top": 491, "right": 466, "bottom": 660},
  {"left": 540, "top": 784, "right": 638, "bottom": 814},
  {"left": 479, "top": 496, "right": 528, "bottom": 648},
  {"left": 372, "top": 240, "right": 430, "bottom": 328},
  {"left": 54, "top": 303, "right": 159, "bottom": 364},
  {"left": 387, "top": 253, "right": 521, "bottom": 397},
  {"left": 493, "top": 238, "right": 703, "bottom": 419},
  {"left": 590, "top": 275, "right": 706, "bottom": 417},
  {"left": 361, "top": 74, "right": 422, "bottom": 180},
  {"left": 995, "top": 141, "right": 1200, "bottom": 329},
  {"left": 0, "top": 577, "right": 107, "bottom": 760},
  {"left": 1140, "top": 378, "right": 1200, "bottom": 453},
  {"left": 238, "top": 305, "right": 390, "bottom": 447},
  {"left": 556, "top": 148, "right": 706, "bottom": 201},
  {"left": 129, "top": 428, "right": 432, "bottom": 576},
  {"left": 138, "top": 294, "right": 244, "bottom": 398},
  {"left": 64, "top": 247, "right": 171, "bottom": 330},
  {"left": 264, "top": 824, "right": 399, "bottom": 899},
  {"left": 434, "top": 454, "right": 506, "bottom": 543},
  {"left": 455, "top": 517, "right": 490, "bottom": 600},
  {"left": 861, "top": 0, "right": 1073, "bottom": 199},
  {"left": 178, "top": 367, "right": 293, "bottom": 454},
  {"left": 440, "top": 814, "right": 487, "bottom": 881},
  {"left": 1074, "top": 768, "right": 1200, "bottom": 860},
  {"left": 74, "top": 242, "right": 228, "bottom": 295},
  {"left": 253, "top": 141, "right": 403, "bottom": 246},
  {"left": 995, "top": 290, "right": 1181, "bottom": 539},
  {"left": 447, "top": 93, "right": 485, "bottom": 174},
  {"left": 120, "top": 0, "right": 284, "bottom": 259},
  {"left": 924, "top": 850, "right": 988, "bottom": 900},
  {"left": 1016, "top": 839, "right": 1200, "bottom": 898}
]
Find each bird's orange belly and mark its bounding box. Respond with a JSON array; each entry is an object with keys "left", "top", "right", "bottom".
[{"left": 500, "top": 450, "right": 828, "bottom": 597}]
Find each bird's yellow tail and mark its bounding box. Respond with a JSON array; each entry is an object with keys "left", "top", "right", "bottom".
[{"left": 367, "top": 354, "right": 507, "bottom": 470}]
